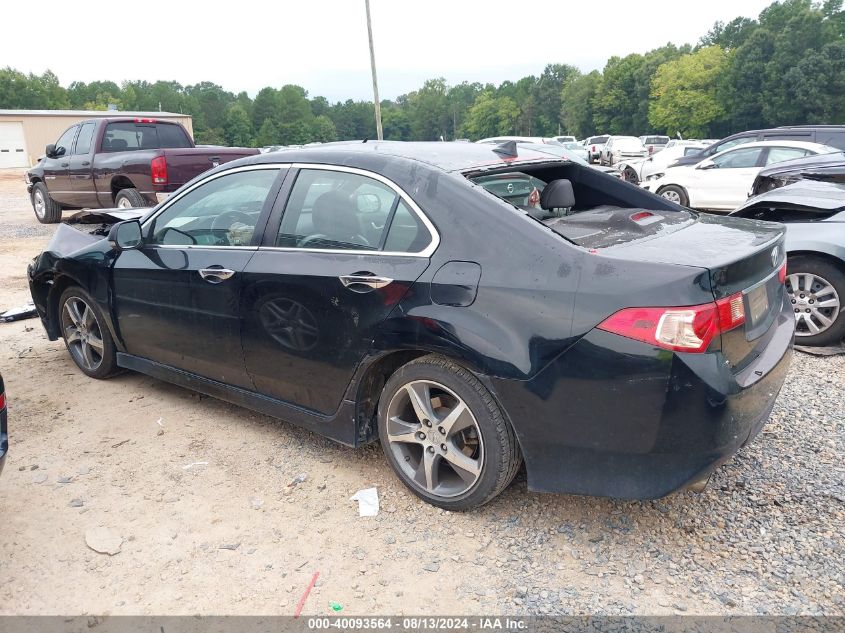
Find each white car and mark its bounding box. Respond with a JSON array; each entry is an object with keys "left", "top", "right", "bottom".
[
  {"left": 616, "top": 144, "right": 707, "bottom": 184},
  {"left": 600, "top": 136, "right": 648, "bottom": 166},
  {"left": 641, "top": 140, "right": 839, "bottom": 211}
]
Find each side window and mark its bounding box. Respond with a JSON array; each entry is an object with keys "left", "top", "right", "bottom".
[
  {"left": 102, "top": 122, "right": 153, "bottom": 152},
  {"left": 765, "top": 147, "right": 811, "bottom": 165},
  {"left": 711, "top": 147, "right": 764, "bottom": 169},
  {"left": 384, "top": 201, "right": 432, "bottom": 253},
  {"left": 149, "top": 169, "right": 279, "bottom": 247},
  {"left": 710, "top": 137, "right": 754, "bottom": 155},
  {"left": 74, "top": 123, "right": 96, "bottom": 155},
  {"left": 54, "top": 126, "right": 78, "bottom": 157},
  {"left": 277, "top": 169, "right": 398, "bottom": 251},
  {"left": 156, "top": 123, "right": 192, "bottom": 148}
]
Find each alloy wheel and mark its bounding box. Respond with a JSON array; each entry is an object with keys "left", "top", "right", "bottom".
[
  {"left": 61, "top": 297, "right": 105, "bottom": 371},
  {"left": 116, "top": 197, "right": 132, "bottom": 209},
  {"left": 786, "top": 272, "right": 840, "bottom": 337},
  {"left": 660, "top": 190, "right": 682, "bottom": 204},
  {"left": 33, "top": 190, "right": 46, "bottom": 219},
  {"left": 385, "top": 380, "right": 484, "bottom": 498}
]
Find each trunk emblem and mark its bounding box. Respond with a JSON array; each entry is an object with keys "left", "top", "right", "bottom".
[{"left": 771, "top": 246, "right": 779, "bottom": 267}]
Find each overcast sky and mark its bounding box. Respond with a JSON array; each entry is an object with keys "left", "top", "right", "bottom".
[{"left": 6, "top": 0, "right": 773, "bottom": 101}]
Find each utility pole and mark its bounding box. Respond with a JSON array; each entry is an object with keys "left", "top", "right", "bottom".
[{"left": 365, "top": 0, "right": 383, "bottom": 140}]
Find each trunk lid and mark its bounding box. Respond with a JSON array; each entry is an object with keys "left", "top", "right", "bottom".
[
  {"left": 161, "top": 148, "right": 259, "bottom": 188},
  {"left": 549, "top": 209, "right": 787, "bottom": 366}
]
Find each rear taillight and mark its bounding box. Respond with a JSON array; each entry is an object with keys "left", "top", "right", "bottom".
[
  {"left": 0, "top": 391, "right": 5, "bottom": 410},
  {"left": 151, "top": 156, "right": 168, "bottom": 185},
  {"left": 778, "top": 262, "right": 787, "bottom": 284},
  {"left": 597, "top": 292, "right": 745, "bottom": 353}
]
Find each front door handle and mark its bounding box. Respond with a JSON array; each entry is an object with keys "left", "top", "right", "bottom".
[
  {"left": 198, "top": 267, "right": 235, "bottom": 283},
  {"left": 82, "top": 161, "right": 91, "bottom": 166},
  {"left": 339, "top": 272, "right": 393, "bottom": 292},
  {"left": 61, "top": 162, "right": 69, "bottom": 167}
]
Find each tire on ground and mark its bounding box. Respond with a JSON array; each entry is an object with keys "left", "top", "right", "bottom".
[
  {"left": 658, "top": 184, "right": 689, "bottom": 207},
  {"left": 787, "top": 255, "right": 845, "bottom": 347},
  {"left": 31, "top": 182, "right": 63, "bottom": 224},
  {"left": 58, "top": 285, "right": 120, "bottom": 379},
  {"left": 115, "top": 188, "right": 146, "bottom": 208},
  {"left": 377, "top": 354, "right": 522, "bottom": 511}
]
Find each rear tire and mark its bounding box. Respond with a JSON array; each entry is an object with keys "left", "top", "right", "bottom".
[
  {"left": 377, "top": 355, "right": 521, "bottom": 511},
  {"left": 31, "top": 182, "right": 63, "bottom": 224},
  {"left": 115, "top": 188, "right": 146, "bottom": 209},
  {"left": 658, "top": 184, "right": 689, "bottom": 207},
  {"left": 58, "top": 286, "right": 119, "bottom": 379},
  {"left": 786, "top": 256, "right": 845, "bottom": 347}
]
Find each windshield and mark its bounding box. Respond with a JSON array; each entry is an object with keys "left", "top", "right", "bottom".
[{"left": 472, "top": 172, "right": 548, "bottom": 208}]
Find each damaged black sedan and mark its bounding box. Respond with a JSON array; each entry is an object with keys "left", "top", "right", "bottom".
[{"left": 29, "top": 142, "right": 793, "bottom": 510}]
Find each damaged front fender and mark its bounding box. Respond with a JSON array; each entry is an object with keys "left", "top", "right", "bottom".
[{"left": 28, "top": 220, "right": 123, "bottom": 342}]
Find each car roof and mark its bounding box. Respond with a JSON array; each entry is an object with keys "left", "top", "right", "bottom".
[
  {"left": 713, "top": 140, "right": 834, "bottom": 154},
  {"left": 229, "top": 140, "right": 565, "bottom": 174}
]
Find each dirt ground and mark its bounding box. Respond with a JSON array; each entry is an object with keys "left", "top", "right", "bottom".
[{"left": 0, "top": 168, "right": 842, "bottom": 617}]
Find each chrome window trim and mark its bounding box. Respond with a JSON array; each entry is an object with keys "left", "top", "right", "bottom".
[
  {"left": 141, "top": 162, "right": 440, "bottom": 258},
  {"left": 141, "top": 164, "right": 286, "bottom": 231},
  {"left": 272, "top": 163, "right": 440, "bottom": 258}
]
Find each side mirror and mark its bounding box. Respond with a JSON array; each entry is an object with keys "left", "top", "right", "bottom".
[
  {"left": 697, "top": 159, "right": 716, "bottom": 170},
  {"left": 45, "top": 144, "right": 57, "bottom": 158},
  {"left": 107, "top": 220, "right": 143, "bottom": 251}
]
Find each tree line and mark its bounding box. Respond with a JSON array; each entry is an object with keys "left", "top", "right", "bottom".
[{"left": 1, "top": 0, "right": 842, "bottom": 146}]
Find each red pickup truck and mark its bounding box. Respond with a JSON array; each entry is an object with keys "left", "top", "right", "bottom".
[{"left": 25, "top": 117, "right": 258, "bottom": 223}]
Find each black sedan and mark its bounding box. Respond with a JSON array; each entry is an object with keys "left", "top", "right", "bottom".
[{"left": 28, "top": 142, "right": 794, "bottom": 510}]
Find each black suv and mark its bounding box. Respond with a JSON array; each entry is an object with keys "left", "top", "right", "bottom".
[{"left": 670, "top": 125, "right": 845, "bottom": 168}]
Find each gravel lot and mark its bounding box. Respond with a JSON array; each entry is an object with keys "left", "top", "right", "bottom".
[{"left": 0, "top": 169, "right": 842, "bottom": 616}]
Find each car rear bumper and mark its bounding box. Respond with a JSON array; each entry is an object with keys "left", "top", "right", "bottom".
[{"left": 491, "top": 300, "right": 794, "bottom": 499}]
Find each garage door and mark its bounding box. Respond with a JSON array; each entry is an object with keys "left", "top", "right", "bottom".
[{"left": 0, "top": 122, "right": 28, "bottom": 168}]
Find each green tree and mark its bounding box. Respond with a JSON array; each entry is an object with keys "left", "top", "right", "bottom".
[
  {"left": 223, "top": 104, "right": 253, "bottom": 146},
  {"left": 310, "top": 115, "right": 337, "bottom": 142},
  {"left": 255, "top": 118, "right": 280, "bottom": 146},
  {"left": 408, "top": 78, "right": 450, "bottom": 140},
  {"left": 561, "top": 71, "right": 600, "bottom": 138},
  {"left": 649, "top": 45, "right": 729, "bottom": 137}
]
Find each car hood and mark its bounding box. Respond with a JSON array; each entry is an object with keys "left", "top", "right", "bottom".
[{"left": 733, "top": 181, "right": 845, "bottom": 213}]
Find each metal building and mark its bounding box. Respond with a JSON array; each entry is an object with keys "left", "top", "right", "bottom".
[{"left": 0, "top": 110, "right": 193, "bottom": 168}]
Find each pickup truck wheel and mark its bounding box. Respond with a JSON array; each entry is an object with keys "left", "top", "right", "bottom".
[
  {"left": 115, "top": 188, "right": 146, "bottom": 209},
  {"left": 31, "top": 182, "right": 63, "bottom": 224}
]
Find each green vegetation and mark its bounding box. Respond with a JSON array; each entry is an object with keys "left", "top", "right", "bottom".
[{"left": 1, "top": 0, "right": 842, "bottom": 144}]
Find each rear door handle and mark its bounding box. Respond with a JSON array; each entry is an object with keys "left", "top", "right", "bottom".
[
  {"left": 61, "top": 162, "right": 69, "bottom": 167},
  {"left": 339, "top": 272, "right": 393, "bottom": 292},
  {"left": 198, "top": 267, "right": 235, "bottom": 283}
]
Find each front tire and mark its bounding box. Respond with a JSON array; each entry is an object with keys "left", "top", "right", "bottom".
[
  {"left": 658, "top": 184, "right": 689, "bottom": 207},
  {"left": 378, "top": 355, "right": 521, "bottom": 511},
  {"left": 115, "top": 188, "right": 146, "bottom": 209},
  {"left": 58, "top": 286, "right": 119, "bottom": 379},
  {"left": 786, "top": 256, "right": 845, "bottom": 346},
  {"left": 31, "top": 182, "right": 63, "bottom": 224}
]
